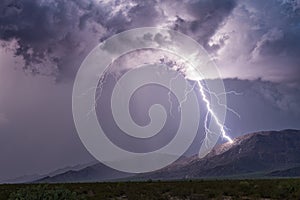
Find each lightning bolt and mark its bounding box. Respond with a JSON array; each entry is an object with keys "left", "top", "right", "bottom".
[
  {"left": 160, "top": 56, "right": 234, "bottom": 144},
  {"left": 197, "top": 80, "right": 233, "bottom": 143}
]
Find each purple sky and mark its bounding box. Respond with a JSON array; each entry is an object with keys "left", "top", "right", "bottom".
[{"left": 0, "top": 0, "right": 300, "bottom": 180}]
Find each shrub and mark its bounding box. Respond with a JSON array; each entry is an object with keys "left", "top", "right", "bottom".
[{"left": 8, "top": 184, "right": 86, "bottom": 200}]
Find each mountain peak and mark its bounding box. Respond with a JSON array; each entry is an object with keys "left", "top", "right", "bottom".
[{"left": 209, "top": 129, "right": 300, "bottom": 157}]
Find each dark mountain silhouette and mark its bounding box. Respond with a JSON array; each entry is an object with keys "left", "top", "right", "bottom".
[
  {"left": 0, "top": 174, "right": 45, "bottom": 184},
  {"left": 35, "top": 129, "right": 300, "bottom": 183},
  {"left": 0, "top": 162, "right": 98, "bottom": 184},
  {"left": 135, "top": 129, "right": 300, "bottom": 180},
  {"left": 35, "top": 162, "right": 132, "bottom": 183}
]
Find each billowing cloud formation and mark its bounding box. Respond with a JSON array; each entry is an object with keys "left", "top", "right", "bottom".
[
  {"left": 0, "top": 0, "right": 236, "bottom": 80},
  {"left": 0, "top": 0, "right": 105, "bottom": 80},
  {"left": 211, "top": 0, "right": 300, "bottom": 84},
  {"left": 170, "top": 0, "right": 236, "bottom": 50},
  {"left": 1, "top": 0, "right": 299, "bottom": 84}
]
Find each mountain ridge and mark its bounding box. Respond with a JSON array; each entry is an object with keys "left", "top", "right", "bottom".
[
  {"left": 28, "top": 129, "right": 300, "bottom": 183},
  {"left": 134, "top": 129, "right": 300, "bottom": 180}
]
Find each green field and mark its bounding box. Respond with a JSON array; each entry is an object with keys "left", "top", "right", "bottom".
[{"left": 1, "top": 179, "right": 300, "bottom": 200}]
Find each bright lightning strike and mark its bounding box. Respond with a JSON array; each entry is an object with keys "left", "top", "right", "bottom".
[
  {"left": 197, "top": 80, "right": 234, "bottom": 143},
  {"left": 160, "top": 57, "right": 235, "bottom": 144}
]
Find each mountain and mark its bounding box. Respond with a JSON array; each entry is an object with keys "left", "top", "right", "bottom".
[
  {"left": 0, "top": 162, "right": 97, "bottom": 184},
  {"left": 0, "top": 174, "right": 45, "bottom": 184},
  {"left": 34, "top": 154, "right": 184, "bottom": 183},
  {"left": 35, "top": 162, "right": 132, "bottom": 183},
  {"left": 36, "top": 129, "right": 300, "bottom": 183},
  {"left": 135, "top": 129, "right": 300, "bottom": 180}
]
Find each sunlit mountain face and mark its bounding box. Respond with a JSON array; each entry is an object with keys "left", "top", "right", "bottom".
[{"left": 0, "top": 0, "right": 299, "bottom": 181}]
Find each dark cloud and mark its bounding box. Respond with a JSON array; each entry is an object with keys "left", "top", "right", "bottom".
[
  {"left": 0, "top": 0, "right": 237, "bottom": 80},
  {"left": 174, "top": 0, "right": 236, "bottom": 49},
  {"left": 0, "top": 0, "right": 103, "bottom": 80},
  {"left": 250, "top": 0, "right": 300, "bottom": 60},
  {"left": 0, "top": 0, "right": 298, "bottom": 83}
]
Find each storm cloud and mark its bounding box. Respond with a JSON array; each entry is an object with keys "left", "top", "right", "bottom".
[
  {"left": 0, "top": 0, "right": 103, "bottom": 80},
  {"left": 1, "top": 0, "right": 299, "bottom": 84},
  {"left": 0, "top": 0, "right": 237, "bottom": 80}
]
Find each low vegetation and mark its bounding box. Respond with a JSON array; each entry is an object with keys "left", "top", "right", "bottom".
[
  {"left": 7, "top": 184, "right": 86, "bottom": 200},
  {"left": 1, "top": 179, "right": 300, "bottom": 200}
]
